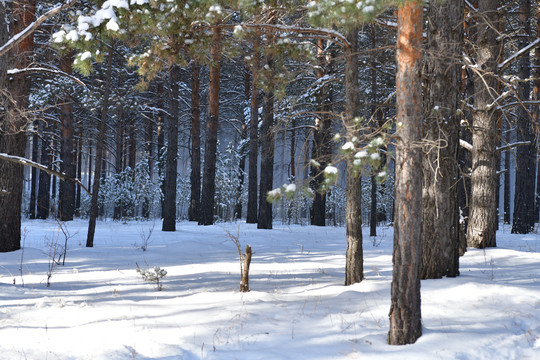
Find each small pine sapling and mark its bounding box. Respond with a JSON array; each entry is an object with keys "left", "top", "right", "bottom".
[{"left": 136, "top": 263, "right": 167, "bottom": 291}]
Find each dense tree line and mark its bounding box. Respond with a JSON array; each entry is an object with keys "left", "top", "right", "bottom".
[{"left": 1, "top": 0, "right": 539, "bottom": 345}]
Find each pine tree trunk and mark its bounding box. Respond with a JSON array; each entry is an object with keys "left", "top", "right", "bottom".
[
  {"left": 189, "top": 60, "right": 201, "bottom": 222},
  {"left": 157, "top": 80, "right": 165, "bottom": 217},
  {"left": 37, "top": 120, "right": 50, "bottom": 220},
  {"left": 113, "top": 112, "right": 124, "bottom": 220},
  {"left": 142, "top": 107, "right": 154, "bottom": 219},
  {"left": 0, "top": 0, "right": 35, "bottom": 252},
  {"left": 234, "top": 68, "right": 251, "bottom": 220},
  {"left": 467, "top": 0, "right": 501, "bottom": 248},
  {"left": 246, "top": 35, "right": 261, "bottom": 224},
  {"left": 162, "top": 65, "right": 181, "bottom": 231},
  {"left": 388, "top": 1, "right": 423, "bottom": 345},
  {"left": 503, "top": 122, "right": 511, "bottom": 224},
  {"left": 512, "top": 0, "right": 535, "bottom": 234},
  {"left": 87, "top": 44, "right": 114, "bottom": 248},
  {"left": 257, "top": 46, "right": 275, "bottom": 230},
  {"left": 75, "top": 135, "right": 82, "bottom": 216},
  {"left": 344, "top": 26, "right": 363, "bottom": 286},
  {"left": 59, "top": 51, "right": 75, "bottom": 221},
  {"left": 534, "top": 10, "right": 540, "bottom": 223},
  {"left": 199, "top": 27, "right": 222, "bottom": 226},
  {"left": 28, "top": 129, "right": 38, "bottom": 219},
  {"left": 421, "top": 0, "right": 462, "bottom": 279}
]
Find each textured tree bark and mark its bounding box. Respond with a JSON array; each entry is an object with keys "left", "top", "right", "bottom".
[
  {"left": 344, "top": 26, "right": 363, "bottom": 286},
  {"left": 512, "top": 0, "right": 535, "bottom": 234},
  {"left": 421, "top": 0, "right": 462, "bottom": 279},
  {"left": 162, "top": 64, "right": 181, "bottom": 231},
  {"left": 0, "top": 0, "right": 35, "bottom": 252},
  {"left": 246, "top": 35, "right": 261, "bottom": 224},
  {"left": 199, "top": 26, "right": 222, "bottom": 226},
  {"left": 87, "top": 44, "right": 114, "bottom": 248},
  {"left": 58, "top": 51, "right": 75, "bottom": 221},
  {"left": 467, "top": 0, "right": 501, "bottom": 248},
  {"left": 257, "top": 55, "right": 275, "bottom": 230},
  {"left": 189, "top": 61, "right": 201, "bottom": 222},
  {"left": 388, "top": 1, "right": 423, "bottom": 345},
  {"left": 240, "top": 244, "right": 252, "bottom": 292}
]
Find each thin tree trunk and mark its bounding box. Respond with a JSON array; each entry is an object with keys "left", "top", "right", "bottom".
[
  {"left": 113, "top": 110, "right": 124, "bottom": 220},
  {"left": 344, "top": 26, "right": 363, "bottom": 286},
  {"left": 28, "top": 127, "right": 38, "bottom": 219},
  {"left": 142, "top": 107, "right": 153, "bottom": 219},
  {"left": 234, "top": 67, "right": 250, "bottom": 220},
  {"left": 388, "top": 1, "right": 423, "bottom": 345},
  {"left": 59, "top": 51, "right": 75, "bottom": 221},
  {"left": 534, "top": 10, "right": 540, "bottom": 223},
  {"left": 467, "top": 0, "right": 501, "bottom": 248},
  {"left": 0, "top": 0, "right": 35, "bottom": 252},
  {"left": 162, "top": 65, "right": 181, "bottom": 231},
  {"left": 421, "top": 0, "right": 462, "bottom": 279},
  {"left": 503, "top": 124, "right": 511, "bottom": 224},
  {"left": 157, "top": 80, "right": 165, "bottom": 217},
  {"left": 246, "top": 34, "right": 261, "bottom": 224},
  {"left": 87, "top": 44, "right": 114, "bottom": 248},
  {"left": 75, "top": 133, "right": 82, "bottom": 216},
  {"left": 199, "top": 26, "right": 222, "bottom": 226},
  {"left": 512, "top": 0, "right": 535, "bottom": 234},
  {"left": 37, "top": 120, "right": 51, "bottom": 219},
  {"left": 189, "top": 60, "right": 201, "bottom": 222},
  {"left": 369, "top": 27, "right": 378, "bottom": 237}
]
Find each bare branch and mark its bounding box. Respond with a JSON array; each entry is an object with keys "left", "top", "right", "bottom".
[
  {"left": 8, "top": 67, "right": 86, "bottom": 87},
  {"left": 498, "top": 38, "right": 540, "bottom": 72},
  {"left": 0, "top": 0, "right": 79, "bottom": 57}
]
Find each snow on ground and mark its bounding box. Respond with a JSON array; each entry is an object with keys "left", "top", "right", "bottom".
[{"left": 0, "top": 219, "right": 538, "bottom": 359}]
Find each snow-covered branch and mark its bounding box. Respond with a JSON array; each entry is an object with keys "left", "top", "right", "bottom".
[
  {"left": 498, "top": 38, "right": 540, "bottom": 72},
  {"left": 0, "top": 153, "right": 91, "bottom": 195},
  {"left": 7, "top": 67, "right": 86, "bottom": 87},
  {"left": 0, "top": 0, "right": 79, "bottom": 57}
]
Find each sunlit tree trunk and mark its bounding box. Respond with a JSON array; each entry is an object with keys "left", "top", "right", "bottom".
[
  {"left": 467, "top": 0, "right": 501, "bottom": 248},
  {"left": 388, "top": 1, "right": 423, "bottom": 345}
]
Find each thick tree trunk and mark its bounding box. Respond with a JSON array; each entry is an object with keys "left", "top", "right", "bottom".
[
  {"left": 388, "top": 1, "right": 423, "bottom": 345},
  {"left": 0, "top": 0, "right": 35, "bottom": 252},
  {"left": 344, "top": 26, "right": 363, "bottom": 286},
  {"left": 189, "top": 60, "right": 201, "bottom": 222},
  {"left": 466, "top": 0, "right": 501, "bottom": 248},
  {"left": 199, "top": 27, "right": 223, "bottom": 226},
  {"left": 421, "top": 0, "right": 462, "bottom": 279},
  {"left": 246, "top": 35, "right": 261, "bottom": 224},
  {"left": 87, "top": 44, "right": 114, "bottom": 248},
  {"left": 512, "top": 0, "right": 535, "bottom": 234},
  {"left": 162, "top": 65, "right": 181, "bottom": 231},
  {"left": 257, "top": 43, "right": 275, "bottom": 230},
  {"left": 58, "top": 51, "right": 75, "bottom": 221}
]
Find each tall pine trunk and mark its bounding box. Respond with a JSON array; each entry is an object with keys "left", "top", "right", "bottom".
[
  {"left": 199, "top": 26, "right": 223, "bottom": 226},
  {"left": 87, "top": 44, "right": 114, "bottom": 248},
  {"left": 234, "top": 67, "right": 251, "bottom": 220},
  {"left": 246, "top": 35, "right": 261, "bottom": 224},
  {"left": 388, "top": 1, "right": 423, "bottom": 345},
  {"left": 0, "top": 0, "right": 35, "bottom": 252},
  {"left": 189, "top": 61, "right": 201, "bottom": 222},
  {"left": 344, "top": 26, "right": 363, "bottom": 286},
  {"left": 28, "top": 128, "right": 38, "bottom": 219},
  {"left": 113, "top": 111, "right": 124, "bottom": 220},
  {"left": 512, "top": 0, "right": 535, "bottom": 234},
  {"left": 257, "top": 44, "right": 275, "bottom": 230},
  {"left": 466, "top": 0, "right": 501, "bottom": 248},
  {"left": 421, "top": 0, "right": 462, "bottom": 279},
  {"left": 59, "top": 51, "right": 75, "bottom": 221},
  {"left": 162, "top": 65, "right": 181, "bottom": 231}
]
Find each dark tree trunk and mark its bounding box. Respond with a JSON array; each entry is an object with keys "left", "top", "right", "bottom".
[
  {"left": 344, "top": 26, "right": 363, "bottom": 286},
  {"left": 28, "top": 128, "right": 38, "bottom": 219},
  {"left": 310, "top": 39, "right": 332, "bottom": 227},
  {"left": 0, "top": 0, "right": 35, "bottom": 252},
  {"left": 388, "top": 2, "right": 423, "bottom": 345},
  {"left": 369, "top": 27, "right": 379, "bottom": 237},
  {"left": 199, "top": 27, "right": 222, "bottom": 226},
  {"left": 126, "top": 114, "right": 136, "bottom": 217},
  {"left": 535, "top": 10, "right": 540, "bottom": 223},
  {"left": 512, "top": 0, "right": 535, "bottom": 234},
  {"left": 142, "top": 107, "right": 154, "bottom": 219},
  {"left": 421, "top": 0, "right": 462, "bottom": 279},
  {"left": 189, "top": 60, "right": 202, "bottom": 222},
  {"left": 113, "top": 111, "right": 124, "bottom": 220},
  {"left": 58, "top": 51, "right": 75, "bottom": 221},
  {"left": 87, "top": 44, "right": 114, "bottom": 248},
  {"left": 37, "top": 121, "right": 51, "bottom": 220},
  {"left": 157, "top": 80, "right": 165, "bottom": 217},
  {"left": 466, "top": 0, "right": 501, "bottom": 248},
  {"left": 257, "top": 41, "right": 275, "bottom": 230},
  {"left": 503, "top": 123, "right": 511, "bottom": 224},
  {"left": 75, "top": 134, "right": 82, "bottom": 216},
  {"left": 162, "top": 65, "right": 181, "bottom": 231},
  {"left": 246, "top": 35, "right": 261, "bottom": 224},
  {"left": 87, "top": 139, "right": 92, "bottom": 191}
]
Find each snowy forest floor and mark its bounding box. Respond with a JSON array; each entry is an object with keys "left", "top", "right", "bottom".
[{"left": 0, "top": 219, "right": 538, "bottom": 360}]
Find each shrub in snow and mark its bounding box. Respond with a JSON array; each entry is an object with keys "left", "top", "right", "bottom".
[{"left": 136, "top": 264, "right": 167, "bottom": 291}]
